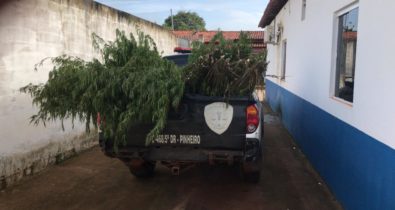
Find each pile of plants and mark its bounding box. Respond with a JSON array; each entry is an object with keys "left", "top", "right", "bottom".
[
  {"left": 184, "top": 32, "right": 267, "bottom": 97},
  {"left": 21, "top": 30, "right": 267, "bottom": 147}
]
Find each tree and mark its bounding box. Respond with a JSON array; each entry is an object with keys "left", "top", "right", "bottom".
[{"left": 163, "top": 11, "right": 206, "bottom": 31}]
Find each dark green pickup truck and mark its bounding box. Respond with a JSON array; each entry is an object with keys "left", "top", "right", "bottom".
[{"left": 99, "top": 54, "right": 263, "bottom": 183}]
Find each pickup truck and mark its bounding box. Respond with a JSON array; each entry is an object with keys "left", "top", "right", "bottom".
[{"left": 98, "top": 53, "right": 263, "bottom": 183}]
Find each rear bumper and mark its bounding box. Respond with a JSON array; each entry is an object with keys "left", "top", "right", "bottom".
[
  {"left": 99, "top": 135, "right": 261, "bottom": 165},
  {"left": 127, "top": 147, "right": 244, "bottom": 163}
]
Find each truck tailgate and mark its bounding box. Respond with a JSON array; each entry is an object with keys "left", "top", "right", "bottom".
[{"left": 125, "top": 94, "right": 255, "bottom": 150}]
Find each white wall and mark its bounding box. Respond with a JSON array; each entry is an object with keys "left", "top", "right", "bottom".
[
  {"left": 0, "top": 0, "right": 177, "bottom": 188},
  {"left": 0, "top": 0, "right": 177, "bottom": 155},
  {"left": 265, "top": 0, "right": 395, "bottom": 149}
]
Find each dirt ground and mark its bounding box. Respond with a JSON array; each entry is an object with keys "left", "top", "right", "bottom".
[{"left": 0, "top": 105, "right": 343, "bottom": 210}]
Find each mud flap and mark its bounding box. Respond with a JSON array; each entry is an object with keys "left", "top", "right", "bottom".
[{"left": 242, "top": 138, "right": 262, "bottom": 183}]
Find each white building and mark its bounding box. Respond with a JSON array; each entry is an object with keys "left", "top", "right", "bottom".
[{"left": 259, "top": 0, "right": 395, "bottom": 209}]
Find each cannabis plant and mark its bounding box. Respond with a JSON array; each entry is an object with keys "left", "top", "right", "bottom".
[
  {"left": 21, "top": 30, "right": 267, "bottom": 149},
  {"left": 21, "top": 30, "right": 184, "bottom": 147},
  {"left": 184, "top": 32, "right": 267, "bottom": 98}
]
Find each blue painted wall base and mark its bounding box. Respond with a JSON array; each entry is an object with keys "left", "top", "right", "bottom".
[{"left": 265, "top": 79, "right": 395, "bottom": 210}]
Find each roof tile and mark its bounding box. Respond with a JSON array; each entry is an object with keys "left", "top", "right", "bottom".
[{"left": 173, "top": 31, "right": 264, "bottom": 43}]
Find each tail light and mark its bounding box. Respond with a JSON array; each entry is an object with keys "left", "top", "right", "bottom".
[{"left": 246, "top": 105, "right": 259, "bottom": 133}]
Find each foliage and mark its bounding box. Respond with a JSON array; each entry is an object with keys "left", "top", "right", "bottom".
[
  {"left": 21, "top": 30, "right": 184, "bottom": 147},
  {"left": 163, "top": 11, "right": 206, "bottom": 31},
  {"left": 184, "top": 32, "right": 267, "bottom": 97},
  {"left": 21, "top": 29, "right": 267, "bottom": 149}
]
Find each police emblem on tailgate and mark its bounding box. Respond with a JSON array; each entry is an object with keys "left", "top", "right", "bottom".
[{"left": 204, "top": 102, "right": 233, "bottom": 135}]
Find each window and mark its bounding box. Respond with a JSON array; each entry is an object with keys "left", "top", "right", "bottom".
[
  {"left": 334, "top": 7, "right": 358, "bottom": 103},
  {"left": 301, "top": 0, "right": 307, "bottom": 20},
  {"left": 281, "top": 40, "right": 287, "bottom": 80}
]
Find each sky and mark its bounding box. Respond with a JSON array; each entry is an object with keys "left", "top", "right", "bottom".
[{"left": 95, "top": 0, "right": 269, "bottom": 31}]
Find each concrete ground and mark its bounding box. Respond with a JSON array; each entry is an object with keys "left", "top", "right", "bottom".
[{"left": 0, "top": 104, "right": 343, "bottom": 210}]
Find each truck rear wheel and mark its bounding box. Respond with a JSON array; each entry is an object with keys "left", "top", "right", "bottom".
[
  {"left": 241, "top": 161, "right": 261, "bottom": 183},
  {"left": 128, "top": 160, "right": 156, "bottom": 178},
  {"left": 242, "top": 170, "right": 260, "bottom": 183}
]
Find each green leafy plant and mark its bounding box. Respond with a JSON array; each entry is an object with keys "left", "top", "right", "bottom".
[
  {"left": 21, "top": 30, "right": 184, "bottom": 148},
  {"left": 184, "top": 32, "right": 267, "bottom": 98},
  {"left": 21, "top": 30, "right": 267, "bottom": 149}
]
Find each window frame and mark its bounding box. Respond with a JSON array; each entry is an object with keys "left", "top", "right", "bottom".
[
  {"left": 281, "top": 39, "right": 287, "bottom": 81},
  {"left": 331, "top": 2, "right": 359, "bottom": 105}
]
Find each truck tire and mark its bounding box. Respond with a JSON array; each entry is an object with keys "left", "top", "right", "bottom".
[
  {"left": 241, "top": 160, "right": 261, "bottom": 183},
  {"left": 128, "top": 161, "right": 156, "bottom": 178},
  {"left": 242, "top": 170, "right": 260, "bottom": 183}
]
